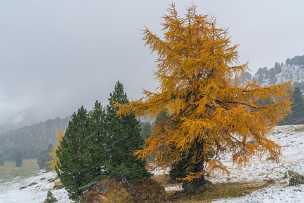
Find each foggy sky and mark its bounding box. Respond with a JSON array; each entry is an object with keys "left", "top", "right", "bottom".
[{"left": 0, "top": 0, "right": 304, "bottom": 127}]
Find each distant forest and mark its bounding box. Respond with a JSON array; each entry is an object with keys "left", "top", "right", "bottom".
[
  {"left": 0, "top": 116, "right": 152, "bottom": 163},
  {"left": 0, "top": 117, "right": 69, "bottom": 161}
]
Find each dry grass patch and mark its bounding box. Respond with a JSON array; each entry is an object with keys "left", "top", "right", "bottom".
[
  {"left": 152, "top": 174, "right": 171, "bottom": 186},
  {"left": 169, "top": 181, "right": 273, "bottom": 203},
  {"left": 0, "top": 159, "right": 39, "bottom": 182},
  {"left": 294, "top": 125, "right": 304, "bottom": 132}
]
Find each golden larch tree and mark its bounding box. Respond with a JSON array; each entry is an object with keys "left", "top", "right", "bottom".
[
  {"left": 49, "top": 128, "right": 64, "bottom": 171},
  {"left": 118, "top": 5, "right": 291, "bottom": 187}
]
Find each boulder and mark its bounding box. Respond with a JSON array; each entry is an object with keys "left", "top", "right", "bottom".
[
  {"left": 28, "top": 182, "right": 38, "bottom": 187},
  {"left": 19, "top": 186, "right": 27, "bottom": 190},
  {"left": 288, "top": 170, "right": 304, "bottom": 186}
]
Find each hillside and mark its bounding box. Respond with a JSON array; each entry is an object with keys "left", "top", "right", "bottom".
[
  {"left": 0, "top": 117, "right": 69, "bottom": 161},
  {"left": 1, "top": 125, "right": 304, "bottom": 202},
  {"left": 214, "top": 125, "right": 304, "bottom": 202}
]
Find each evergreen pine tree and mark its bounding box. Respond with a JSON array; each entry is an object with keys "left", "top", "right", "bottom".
[
  {"left": 284, "top": 87, "right": 304, "bottom": 124},
  {"left": 105, "top": 81, "right": 150, "bottom": 182},
  {"left": 56, "top": 83, "right": 150, "bottom": 199},
  {"left": 56, "top": 106, "right": 107, "bottom": 200},
  {"left": 87, "top": 101, "right": 108, "bottom": 180}
]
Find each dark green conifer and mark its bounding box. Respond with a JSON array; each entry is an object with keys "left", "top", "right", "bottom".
[
  {"left": 105, "top": 81, "right": 150, "bottom": 182},
  {"left": 284, "top": 87, "right": 304, "bottom": 124},
  {"left": 56, "top": 106, "right": 106, "bottom": 200},
  {"left": 56, "top": 82, "right": 150, "bottom": 200},
  {"left": 87, "top": 101, "right": 108, "bottom": 180}
]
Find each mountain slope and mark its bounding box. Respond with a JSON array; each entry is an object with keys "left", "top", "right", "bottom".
[
  {"left": 1, "top": 125, "right": 304, "bottom": 202},
  {"left": 214, "top": 125, "right": 304, "bottom": 202},
  {"left": 251, "top": 55, "right": 304, "bottom": 87},
  {"left": 0, "top": 117, "right": 69, "bottom": 161}
]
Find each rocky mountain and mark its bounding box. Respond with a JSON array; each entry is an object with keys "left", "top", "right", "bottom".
[
  {"left": 241, "top": 54, "right": 304, "bottom": 125},
  {"left": 248, "top": 55, "right": 304, "bottom": 88}
]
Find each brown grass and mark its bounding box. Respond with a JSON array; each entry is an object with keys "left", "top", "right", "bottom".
[
  {"left": 152, "top": 174, "right": 171, "bottom": 186},
  {"left": 0, "top": 159, "right": 39, "bottom": 182},
  {"left": 168, "top": 181, "right": 273, "bottom": 203},
  {"left": 294, "top": 125, "right": 304, "bottom": 132},
  {"left": 150, "top": 173, "right": 273, "bottom": 202}
]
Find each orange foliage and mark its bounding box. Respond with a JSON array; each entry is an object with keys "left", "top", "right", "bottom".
[
  {"left": 206, "top": 160, "right": 230, "bottom": 176},
  {"left": 118, "top": 5, "right": 291, "bottom": 179},
  {"left": 49, "top": 129, "right": 64, "bottom": 171}
]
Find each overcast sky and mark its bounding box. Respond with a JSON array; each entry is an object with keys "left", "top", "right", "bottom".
[{"left": 0, "top": 0, "right": 304, "bottom": 126}]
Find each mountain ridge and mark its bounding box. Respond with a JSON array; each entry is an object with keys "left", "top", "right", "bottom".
[{"left": 244, "top": 55, "right": 304, "bottom": 88}]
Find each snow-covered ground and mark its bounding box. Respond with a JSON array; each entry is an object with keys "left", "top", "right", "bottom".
[
  {"left": 216, "top": 185, "right": 304, "bottom": 203},
  {"left": 1, "top": 125, "right": 304, "bottom": 202},
  {"left": 214, "top": 125, "right": 304, "bottom": 203},
  {"left": 0, "top": 171, "right": 69, "bottom": 203}
]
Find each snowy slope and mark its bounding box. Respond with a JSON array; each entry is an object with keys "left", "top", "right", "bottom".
[
  {"left": 255, "top": 63, "right": 304, "bottom": 86},
  {"left": 0, "top": 172, "right": 69, "bottom": 203},
  {"left": 1, "top": 125, "right": 304, "bottom": 202},
  {"left": 214, "top": 125, "right": 304, "bottom": 203}
]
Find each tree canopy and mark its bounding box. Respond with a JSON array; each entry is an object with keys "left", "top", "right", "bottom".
[
  {"left": 118, "top": 5, "right": 291, "bottom": 183},
  {"left": 105, "top": 81, "right": 150, "bottom": 182}
]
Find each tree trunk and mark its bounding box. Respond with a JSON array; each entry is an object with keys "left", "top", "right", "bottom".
[
  {"left": 182, "top": 139, "right": 212, "bottom": 193},
  {"left": 182, "top": 172, "right": 209, "bottom": 194}
]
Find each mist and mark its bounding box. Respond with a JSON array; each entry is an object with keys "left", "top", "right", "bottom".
[{"left": 0, "top": 0, "right": 304, "bottom": 127}]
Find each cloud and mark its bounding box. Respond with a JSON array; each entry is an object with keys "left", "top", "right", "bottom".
[{"left": 0, "top": 0, "right": 303, "bottom": 126}]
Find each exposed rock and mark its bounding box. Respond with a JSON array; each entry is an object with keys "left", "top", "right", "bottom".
[
  {"left": 287, "top": 170, "right": 304, "bottom": 186},
  {"left": 19, "top": 186, "right": 27, "bottom": 190},
  {"left": 28, "top": 182, "right": 38, "bottom": 187},
  {"left": 48, "top": 177, "right": 57, "bottom": 183}
]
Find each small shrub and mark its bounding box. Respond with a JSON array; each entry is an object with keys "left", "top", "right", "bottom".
[{"left": 44, "top": 191, "right": 57, "bottom": 203}]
